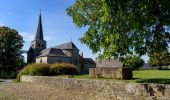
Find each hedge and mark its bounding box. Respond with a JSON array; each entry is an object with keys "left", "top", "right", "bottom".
[{"left": 16, "top": 63, "right": 78, "bottom": 82}]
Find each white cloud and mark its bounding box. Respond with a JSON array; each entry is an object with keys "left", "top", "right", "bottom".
[
  {"left": 19, "top": 32, "right": 34, "bottom": 41},
  {"left": 0, "top": 23, "right": 5, "bottom": 26},
  {"left": 19, "top": 32, "right": 55, "bottom": 42}
]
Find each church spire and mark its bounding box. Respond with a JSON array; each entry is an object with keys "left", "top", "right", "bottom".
[{"left": 35, "top": 13, "right": 44, "bottom": 40}]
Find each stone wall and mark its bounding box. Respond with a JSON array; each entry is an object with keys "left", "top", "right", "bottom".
[
  {"left": 36, "top": 56, "right": 47, "bottom": 63},
  {"left": 47, "top": 56, "right": 71, "bottom": 64},
  {"left": 21, "top": 75, "right": 170, "bottom": 100},
  {"left": 96, "top": 59, "right": 123, "bottom": 67},
  {"left": 89, "top": 67, "right": 132, "bottom": 79}
]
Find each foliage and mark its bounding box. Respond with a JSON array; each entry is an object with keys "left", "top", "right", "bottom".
[
  {"left": 0, "top": 70, "right": 17, "bottom": 79},
  {"left": 19, "top": 63, "right": 51, "bottom": 76},
  {"left": 67, "top": 0, "right": 170, "bottom": 59},
  {"left": 120, "top": 56, "right": 144, "bottom": 70},
  {"left": 51, "top": 63, "right": 78, "bottom": 75},
  {"left": 16, "top": 63, "right": 78, "bottom": 82},
  {"left": 0, "top": 26, "right": 24, "bottom": 78},
  {"left": 148, "top": 47, "right": 170, "bottom": 67}
]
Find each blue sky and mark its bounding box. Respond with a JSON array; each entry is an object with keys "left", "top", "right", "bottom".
[{"left": 1, "top": 0, "right": 169, "bottom": 62}]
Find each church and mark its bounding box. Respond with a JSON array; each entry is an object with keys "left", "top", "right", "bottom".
[{"left": 27, "top": 14, "right": 96, "bottom": 73}]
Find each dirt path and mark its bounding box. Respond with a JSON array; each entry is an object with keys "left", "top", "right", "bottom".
[
  {"left": 0, "top": 79, "right": 13, "bottom": 85},
  {"left": 0, "top": 82, "right": 112, "bottom": 100}
]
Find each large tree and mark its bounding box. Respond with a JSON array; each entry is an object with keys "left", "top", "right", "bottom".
[
  {"left": 0, "top": 26, "right": 24, "bottom": 78},
  {"left": 67, "top": 0, "right": 170, "bottom": 59},
  {"left": 120, "top": 55, "right": 144, "bottom": 70},
  {"left": 148, "top": 47, "right": 170, "bottom": 67}
]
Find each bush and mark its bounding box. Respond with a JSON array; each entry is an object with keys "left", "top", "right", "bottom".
[
  {"left": 51, "top": 63, "right": 78, "bottom": 75},
  {"left": 0, "top": 70, "right": 17, "bottom": 79},
  {"left": 120, "top": 55, "right": 144, "bottom": 70},
  {"left": 16, "top": 63, "right": 50, "bottom": 82},
  {"left": 16, "top": 63, "right": 78, "bottom": 82},
  {"left": 19, "top": 63, "right": 51, "bottom": 75}
]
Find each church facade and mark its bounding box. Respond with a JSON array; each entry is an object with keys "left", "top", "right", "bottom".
[{"left": 27, "top": 14, "right": 96, "bottom": 73}]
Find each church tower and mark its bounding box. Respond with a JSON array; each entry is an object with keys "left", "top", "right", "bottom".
[{"left": 27, "top": 13, "right": 46, "bottom": 63}]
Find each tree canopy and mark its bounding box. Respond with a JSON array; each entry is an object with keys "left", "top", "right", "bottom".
[
  {"left": 120, "top": 55, "right": 144, "bottom": 70},
  {"left": 148, "top": 47, "right": 170, "bottom": 67},
  {"left": 0, "top": 26, "right": 24, "bottom": 73},
  {"left": 67, "top": 0, "right": 170, "bottom": 59}
]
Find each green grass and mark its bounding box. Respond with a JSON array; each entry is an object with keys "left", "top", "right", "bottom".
[
  {"left": 132, "top": 70, "right": 170, "bottom": 84},
  {"left": 0, "top": 80, "right": 3, "bottom": 82},
  {"left": 133, "top": 70, "right": 170, "bottom": 79},
  {"left": 72, "top": 70, "right": 170, "bottom": 84}
]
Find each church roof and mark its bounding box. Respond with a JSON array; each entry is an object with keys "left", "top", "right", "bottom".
[
  {"left": 35, "top": 13, "right": 44, "bottom": 41},
  {"left": 53, "top": 42, "right": 79, "bottom": 50},
  {"left": 84, "top": 58, "right": 96, "bottom": 64},
  {"left": 38, "top": 48, "right": 66, "bottom": 57}
]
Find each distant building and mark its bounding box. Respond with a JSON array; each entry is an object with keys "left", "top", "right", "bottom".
[
  {"left": 140, "top": 63, "right": 158, "bottom": 69},
  {"left": 27, "top": 13, "right": 96, "bottom": 73}
]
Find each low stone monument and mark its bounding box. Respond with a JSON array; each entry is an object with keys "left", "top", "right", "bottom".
[{"left": 89, "top": 67, "right": 132, "bottom": 79}]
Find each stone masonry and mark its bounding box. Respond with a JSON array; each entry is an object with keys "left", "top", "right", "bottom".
[
  {"left": 21, "top": 75, "right": 170, "bottom": 100},
  {"left": 89, "top": 67, "right": 133, "bottom": 79}
]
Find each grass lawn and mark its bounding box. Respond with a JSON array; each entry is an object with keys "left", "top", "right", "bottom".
[
  {"left": 0, "top": 79, "right": 3, "bottom": 82},
  {"left": 132, "top": 70, "right": 170, "bottom": 84},
  {"left": 72, "top": 70, "right": 170, "bottom": 84}
]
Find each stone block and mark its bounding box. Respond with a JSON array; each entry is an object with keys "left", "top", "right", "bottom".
[{"left": 89, "top": 67, "right": 132, "bottom": 79}]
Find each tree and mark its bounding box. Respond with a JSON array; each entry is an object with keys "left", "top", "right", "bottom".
[
  {"left": 148, "top": 47, "right": 170, "bottom": 67},
  {"left": 0, "top": 26, "right": 24, "bottom": 78},
  {"left": 120, "top": 56, "right": 144, "bottom": 70},
  {"left": 67, "top": 0, "right": 170, "bottom": 59}
]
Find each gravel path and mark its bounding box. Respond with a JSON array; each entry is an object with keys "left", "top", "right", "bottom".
[
  {"left": 0, "top": 79, "right": 13, "bottom": 85},
  {"left": 0, "top": 82, "right": 112, "bottom": 100}
]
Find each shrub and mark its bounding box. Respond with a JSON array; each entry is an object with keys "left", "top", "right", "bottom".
[
  {"left": 0, "top": 70, "right": 17, "bottom": 79},
  {"left": 16, "top": 63, "right": 78, "bottom": 82},
  {"left": 16, "top": 63, "right": 50, "bottom": 82},
  {"left": 120, "top": 55, "right": 144, "bottom": 70},
  {"left": 50, "top": 63, "right": 78, "bottom": 75}
]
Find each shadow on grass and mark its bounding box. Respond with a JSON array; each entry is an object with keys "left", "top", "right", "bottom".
[{"left": 137, "top": 78, "right": 170, "bottom": 84}]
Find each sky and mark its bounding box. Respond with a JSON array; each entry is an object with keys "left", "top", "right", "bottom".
[{"left": 1, "top": 0, "right": 169, "bottom": 62}]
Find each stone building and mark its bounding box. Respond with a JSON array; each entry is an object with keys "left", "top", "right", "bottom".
[{"left": 27, "top": 14, "right": 96, "bottom": 73}]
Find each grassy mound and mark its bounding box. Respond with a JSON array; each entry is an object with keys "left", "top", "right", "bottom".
[{"left": 16, "top": 63, "right": 78, "bottom": 82}]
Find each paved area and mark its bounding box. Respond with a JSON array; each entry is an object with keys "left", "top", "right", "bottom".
[
  {"left": 0, "top": 82, "right": 112, "bottom": 100},
  {"left": 0, "top": 79, "right": 13, "bottom": 85}
]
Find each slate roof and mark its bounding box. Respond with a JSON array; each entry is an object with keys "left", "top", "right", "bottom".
[
  {"left": 84, "top": 58, "right": 96, "bottom": 64},
  {"left": 35, "top": 13, "right": 44, "bottom": 40},
  {"left": 53, "top": 42, "right": 79, "bottom": 50},
  {"left": 38, "top": 48, "right": 66, "bottom": 57}
]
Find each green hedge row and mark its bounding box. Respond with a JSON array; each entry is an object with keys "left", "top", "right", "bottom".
[
  {"left": 0, "top": 70, "right": 17, "bottom": 79},
  {"left": 16, "top": 63, "right": 78, "bottom": 82}
]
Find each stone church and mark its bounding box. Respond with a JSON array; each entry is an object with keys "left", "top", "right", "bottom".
[{"left": 27, "top": 14, "right": 96, "bottom": 73}]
